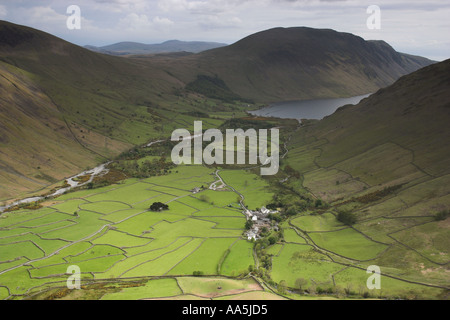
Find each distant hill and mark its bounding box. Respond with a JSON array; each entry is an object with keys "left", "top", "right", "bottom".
[
  {"left": 163, "top": 27, "right": 435, "bottom": 102},
  {"left": 85, "top": 40, "right": 228, "bottom": 55}
]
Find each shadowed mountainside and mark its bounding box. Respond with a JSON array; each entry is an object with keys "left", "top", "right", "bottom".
[
  {"left": 280, "top": 59, "right": 450, "bottom": 290},
  {"left": 161, "top": 27, "right": 434, "bottom": 102}
]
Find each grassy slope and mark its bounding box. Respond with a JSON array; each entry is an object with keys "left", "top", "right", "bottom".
[
  {"left": 0, "top": 21, "right": 237, "bottom": 201},
  {"left": 279, "top": 59, "right": 450, "bottom": 294},
  {"left": 0, "top": 60, "right": 128, "bottom": 200}
]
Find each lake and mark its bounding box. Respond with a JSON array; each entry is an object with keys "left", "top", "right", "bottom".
[{"left": 248, "top": 93, "right": 372, "bottom": 120}]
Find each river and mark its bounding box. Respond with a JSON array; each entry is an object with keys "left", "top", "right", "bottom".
[
  {"left": 248, "top": 93, "right": 372, "bottom": 120},
  {"left": 0, "top": 162, "right": 110, "bottom": 213}
]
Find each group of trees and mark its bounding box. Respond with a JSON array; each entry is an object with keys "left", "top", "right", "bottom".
[
  {"left": 111, "top": 156, "right": 176, "bottom": 179},
  {"left": 435, "top": 209, "right": 449, "bottom": 221},
  {"left": 336, "top": 209, "right": 357, "bottom": 226},
  {"left": 149, "top": 202, "right": 169, "bottom": 212},
  {"left": 266, "top": 193, "right": 328, "bottom": 218},
  {"left": 254, "top": 230, "right": 283, "bottom": 270}
]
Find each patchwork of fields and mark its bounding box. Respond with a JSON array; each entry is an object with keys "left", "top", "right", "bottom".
[
  {"left": 275, "top": 128, "right": 450, "bottom": 299},
  {"left": 0, "top": 152, "right": 448, "bottom": 299},
  {"left": 0, "top": 165, "right": 262, "bottom": 299}
]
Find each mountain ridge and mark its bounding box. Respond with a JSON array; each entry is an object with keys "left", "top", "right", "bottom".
[
  {"left": 163, "top": 26, "right": 435, "bottom": 102},
  {"left": 85, "top": 39, "right": 228, "bottom": 55}
]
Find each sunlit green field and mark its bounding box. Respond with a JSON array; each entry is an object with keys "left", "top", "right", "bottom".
[
  {"left": 0, "top": 165, "right": 257, "bottom": 300},
  {"left": 1, "top": 160, "right": 448, "bottom": 300}
]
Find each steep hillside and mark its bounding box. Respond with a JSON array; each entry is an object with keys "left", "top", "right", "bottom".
[
  {"left": 281, "top": 59, "right": 450, "bottom": 290},
  {"left": 0, "top": 61, "right": 131, "bottom": 199},
  {"left": 164, "top": 27, "right": 435, "bottom": 102},
  {"left": 0, "top": 21, "right": 185, "bottom": 200}
]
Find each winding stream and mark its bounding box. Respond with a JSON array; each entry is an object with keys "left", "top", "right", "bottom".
[{"left": 0, "top": 162, "right": 110, "bottom": 213}]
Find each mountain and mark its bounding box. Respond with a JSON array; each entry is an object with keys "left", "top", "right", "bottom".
[
  {"left": 280, "top": 59, "right": 450, "bottom": 293},
  {"left": 162, "top": 27, "right": 435, "bottom": 102},
  {"left": 0, "top": 21, "right": 437, "bottom": 201},
  {"left": 85, "top": 40, "right": 228, "bottom": 55},
  {"left": 287, "top": 58, "right": 450, "bottom": 197},
  {"left": 0, "top": 21, "right": 183, "bottom": 200}
]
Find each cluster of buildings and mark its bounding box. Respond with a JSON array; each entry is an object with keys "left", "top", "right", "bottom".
[{"left": 244, "top": 206, "right": 279, "bottom": 241}]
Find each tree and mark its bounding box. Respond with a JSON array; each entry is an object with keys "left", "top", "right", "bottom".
[
  {"left": 278, "top": 280, "right": 287, "bottom": 294},
  {"left": 295, "top": 278, "right": 307, "bottom": 292},
  {"left": 268, "top": 213, "right": 282, "bottom": 222},
  {"left": 435, "top": 209, "right": 449, "bottom": 221},
  {"left": 149, "top": 202, "right": 169, "bottom": 212},
  {"left": 268, "top": 236, "right": 277, "bottom": 245},
  {"left": 245, "top": 219, "right": 254, "bottom": 230},
  {"left": 285, "top": 205, "right": 299, "bottom": 216},
  {"left": 336, "top": 210, "right": 357, "bottom": 226},
  {"left": 199, "top": 194, "right": 210, "bottom": 203}
]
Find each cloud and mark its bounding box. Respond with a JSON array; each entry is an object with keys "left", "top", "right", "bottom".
[
  {"left": 118, "top": 13, "right": 173, "bottom": 31},
  {"left": 0, "top": 5, "right": 7, "bottom": 18},
  {"left": 0, "top": 0, "right": 448, "bottom": 60},
  {"left": 198, "top": 15, "right": 242, "bottom": 29},
  {"left": 90, "top": 0, "right": 150, "bottom": 12},
  {"left": 158, "top": 0, "right": 252, "bottom": 15},
  {"left": 23, "top": 6, "right": 67, "bottom": 24}
]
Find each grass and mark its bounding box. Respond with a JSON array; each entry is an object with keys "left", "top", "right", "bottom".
[
  {"left": 101, "top": 278, "right": 182, "bottom": 300},
  {"left": 333, "top": 266, "right": 445, "bottom": 299},
  {"left": 290, "top": 212, "right": 344, "bottom": 232},
  {"left": 122, "top": 238, "right": 204, "bottom": 277},
  {"left": 100, "top": 237, "right": 191, "bottom": 278},
  {"left": 167, "top": 238, "right": 236, "bottom": 275},
  {"left": 79, "top": 201, "right": 132, "bottom": 214},
  {"left": 282, "top": 228, "right": 307, "bottom": 244},
  {"left": 308, "top": 228, "right": 388, "bottom": 261},
  {"left": 0, "top": 241, "right": 45, "bottom": 262},
  {"left": 193, "top": 189, "right": 240, "bottom": 208},
  {"left": 92, "top": 230, "right": 151, "bottom": 248},
  {"left": 176, "top": 277, "right": 260, "bottom": 298},
  {"left": 220, "top": 240, "right": 255, "bottom": 276},
  {"left": 0, "top": 161, "right": 273, "bottom": 299},
  {"left": 270, "top": 243, "right": 341, "bottom": 288},
  {"left": 214, "top": 291, "right": 286, "bottom": 300},
  {"left": 219, "top": 169, "right": 274, "bottom": 210}
]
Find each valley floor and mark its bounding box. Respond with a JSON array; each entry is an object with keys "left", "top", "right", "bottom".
[{"left": 0, "top": 160, "right": 448, "bottom": 300}]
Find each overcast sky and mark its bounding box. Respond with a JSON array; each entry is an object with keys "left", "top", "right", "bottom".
[{"left": 0, "top": 0, "right": 449, "bottom": 61}]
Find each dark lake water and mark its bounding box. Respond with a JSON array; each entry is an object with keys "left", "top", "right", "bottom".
[{"left": 248, "top": 93, "right": 372, "bottom": 120}]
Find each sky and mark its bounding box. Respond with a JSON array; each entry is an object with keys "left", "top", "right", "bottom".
[{"left": 0, "top": 0, "right": 449, "bottom": 61}]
